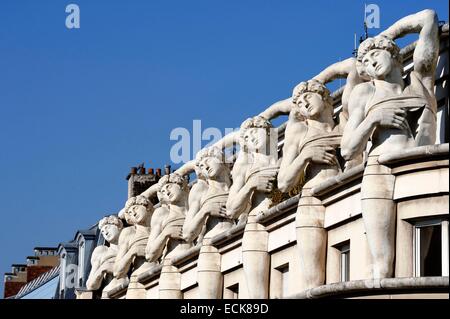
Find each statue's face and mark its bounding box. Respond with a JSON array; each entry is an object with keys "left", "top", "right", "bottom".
[
  {"left": 242, "top": 127, "right": 267, "bottom": 152},
  {"left": 198, "top": 156, "right": 222, "bottom": 179},
  {"left": 160, "top": 182, "right": 184, "bottom": 204},
  {"left": 362, "top": 49, "right": 394, "bottom": 79},
  {"left": 297, "top": 92, "right": 327, "bottom": 119},
  {"left": 126, "top": 204, "right": 148, "bottom": 224},
  {"left": 100, "top": 224, "right": 120, "bottom": 243}
]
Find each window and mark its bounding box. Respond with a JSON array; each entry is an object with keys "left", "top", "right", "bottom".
[
  {"left": 224, "top": 283, "right": 239, "bottom": 299},
  {"left": 275, "top": 264, "right": 290, "bottom": 297},
  {"left": 337, "top": 242, "right": 350, "bottom": 282},
  {"left": 414, "top": 219, "right": 449, "bottom": 277}
]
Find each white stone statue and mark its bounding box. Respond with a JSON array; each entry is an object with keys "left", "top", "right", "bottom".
[
  {"left": 184, "top": 166, "right": 210, "bottom": 244},
  {"left": 183, "top": 146, "right": 234, "bottom": 298},
  {"left": 145, "top": 173, "right": 192, "bottom": 263},
  {"left": 86, "top": 215, "right": 123, "bottom": 296},
  {"left": 341, "top": 9, "right": 439, "bottom": 279},
  {"left": 278, "top": 56, "right": 359, "bottom": 290},
  {"left": 224, "top": 116, "right": 279, "bottom": 299},
  {"left": 144, "top": 173, "right": 192, "bottom": 299},
  {"left": 108, "top": 195, "right": 153, "bottom": 295}
]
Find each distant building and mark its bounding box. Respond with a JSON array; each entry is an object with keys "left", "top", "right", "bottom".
[
  {"left": 5, "top": 164, "right": 165, "bottom": 299},
  {"left": 3, "top": 247, "right": 59, "bottom": 299}
]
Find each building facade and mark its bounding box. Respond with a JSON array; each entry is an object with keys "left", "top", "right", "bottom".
[{"left": 5, "top": 13, "right": 449, "bottom": 300}]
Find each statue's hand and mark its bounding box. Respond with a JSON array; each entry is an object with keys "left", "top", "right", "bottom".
[
  {"left": 303, "top": 145, "right": 337, "bottom": 166},
  {"left": 370, "top": 108, "right": 409, "bottom": 131},
  {"left": 254, "top": 174, "right": 276, "bottom": 193},
  {"left": 247, "top": 173, "right": 276, "bottom": 193},
  {"left": 162, "top": 224, "right": 183, "bottom": 240},
  {"left": 201, "top": 202, "right": 227, "bottom": 218},
  {"left": 209, "top": 204, "right": 228, "bottom": 218}
]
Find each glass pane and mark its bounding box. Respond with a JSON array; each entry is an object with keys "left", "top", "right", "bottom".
[
  {"left": 419, "top": 225, "right": 442, "bottom": 276},
  {"left": 280, "top": 266, "right": 289, "bottom": 297},
  {"left": 340, "top": 251, "right": 350, "bottom": 282}
]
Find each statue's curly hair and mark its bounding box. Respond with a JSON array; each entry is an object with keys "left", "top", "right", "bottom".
[
  {"left": 98, "top": 215, "right": 123, "bottom": 230},
  {"left": 356, "top": 35, "right": 402, "bottom": 76},
  {"left": 240, "top": 116, "right": 272, "bottom": 130},
  {"left": 239, "top": 116, "right": 273, "bottom": 145},
  {"left": 292, "top": 79, "right": 332, "bottom": 107},
  {"left": 195, "top": 146, "right": 225, "bottom": 166},
  {"left": 124, "top": 195, "right": 152, "bottom": 212},
  {"left": 157, "top": 173, "right": 189, "bottom": 192}
]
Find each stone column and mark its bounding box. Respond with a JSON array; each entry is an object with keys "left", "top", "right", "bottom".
[
  {"left": 159, "top": 259, "right": 182, "bottom": 299},
  {"left": 296, "top": 189, "right": 327, "bottom": 290},
  {"left": 125, "top": 257, "right": 147, "bottom": 299},
  {"left": 242, "top": 214, "right": 270, "bottom": 299},
  {"left": 197, "top": 238, "right": 223, "bottom": 299},
  {"left": 361, "top": 156, "right": 396, "bottom": 279}
]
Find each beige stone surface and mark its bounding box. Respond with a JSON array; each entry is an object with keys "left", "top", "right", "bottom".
[
  {"left": 180, "top": 265, "right": 198, "bottom": 291},
  {"left": 326, "top": 218, "right": 372, "bottom": 283},
  {"left": 394, "top": 167, "right": 449, "bottom": 200},
  {"left": 267, "top": 220, "right": 296, "bottom": 253}
]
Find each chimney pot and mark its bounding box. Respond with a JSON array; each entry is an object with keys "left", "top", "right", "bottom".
[{"left": 130, "top": 167, "right": 137, "bottom": 174}]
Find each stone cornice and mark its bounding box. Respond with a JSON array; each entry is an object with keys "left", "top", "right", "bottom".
[{"left": 287, "top": 276, "right": 449, "bottom": 299}]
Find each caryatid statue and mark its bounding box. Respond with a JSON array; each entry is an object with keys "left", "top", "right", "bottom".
[
  {"left": 145, "top": 173, "right": 192, "bottom": 298},
  {"left": 341, "top": 9, "right": 439, "bottom": 279},
  {"left": 110, "top": 195, "right": 153, "bottom": 293},
  {"left": 183, "top": 163, "right": 210, "bottom": 246},
  {"left": 225, "top": 115, "right": 279, "bottom": 299},
  {"left": 86, "top": 215, "right": 123, "bottom": 297},
  {"left": 278, "top": 64, "right": 357, "bottom": 289},
  {"left": 183, "top": 146, "right": 234, "bottom": 299}
]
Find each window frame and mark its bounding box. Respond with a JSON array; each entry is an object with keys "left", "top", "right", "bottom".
[{"left": 413, "top": 218, "right": 449, "bottom": 277}]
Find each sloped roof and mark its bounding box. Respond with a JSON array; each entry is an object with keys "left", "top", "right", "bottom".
[{"left": 14, "top": 265, "right": 60, "bottom": 299}]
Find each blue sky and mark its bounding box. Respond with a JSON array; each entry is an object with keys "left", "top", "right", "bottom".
[{"left": 0, "top": 0, "right": 448, "bottom": 295}]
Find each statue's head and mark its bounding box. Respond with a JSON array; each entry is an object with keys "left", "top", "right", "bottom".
[
  {"left": 157, "top": 173, "right": 189, "bottom": 205},
  {"left": 195, "top": 146, "right": 227, "bottom": 180},
  {"left": 356, "top": 35, "right": 402, "bottom": 80},
  {"left": 239, "top": 116, "right": 273, "bottom": 152},
  {"left": 292, "top": 79, "right": 333, "bottom": 120},
  {"left": 99, "top": 215, "right": 123, "bottom": 243},
  {"left": 124, "top": 195, "right": 152, "bottom": 225}
]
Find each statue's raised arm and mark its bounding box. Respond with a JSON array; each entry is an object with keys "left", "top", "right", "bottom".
[
  {"left": 379, "top": 9, "right": 439, "bottom": 92},
  {"left": 313, "top": 57, "right": 364, "bottom": 126}
]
